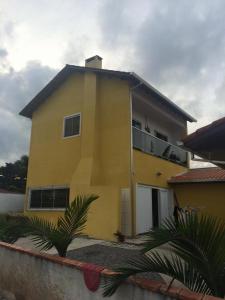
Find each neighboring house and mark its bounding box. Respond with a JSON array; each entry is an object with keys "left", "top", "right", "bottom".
[
  {"left": 183, "top": 116, "right": 225, "bottom": 168},
  {"left": 20, "top": 55, "right": 196, "bottom": 240},
  {"left": 169, "top": 167, "right": 225, "bottom": 219},
  {"left": 0, "top": 189, "right": 24, "bottom": 213}
]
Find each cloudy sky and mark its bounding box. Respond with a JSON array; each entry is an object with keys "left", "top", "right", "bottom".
[{"left": 0, "top": 0, "right": 225, "bottom": 166}]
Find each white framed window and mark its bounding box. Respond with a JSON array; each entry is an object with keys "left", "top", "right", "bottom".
[
  {"left": 63, "top": 113, "right": 81, "bottom": 138},
  {"left": 28, "top": 186, "right": 69, "bottom": 210}
]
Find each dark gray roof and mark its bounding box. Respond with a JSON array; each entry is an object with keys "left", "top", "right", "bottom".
[
  {"left": 85, "top": 55, "right": 102, "bottom": 63},
  {"left": 19, "top": 64, "right": 196, "bottom": 122}
]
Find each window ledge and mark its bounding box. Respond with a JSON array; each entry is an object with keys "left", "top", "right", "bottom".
[
  {"left": 62, "top": 133, "right": 80, "bottom": 139},
  {"left": 27, "top": 208, "right": 66, "bottom": 212}
]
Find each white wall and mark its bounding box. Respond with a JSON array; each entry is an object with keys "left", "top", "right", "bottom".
[
  {"left": 121, "top": 188, "right": 132, "bottom": 236},
  {"left": 0, "top": 193, "right": 24, "bottom": 213},
  {"left": 132, "top": 94, "right": 187, "bottom": 145},
  {"left": 0, "top": 242, "right": 169, "bottom": 300}
]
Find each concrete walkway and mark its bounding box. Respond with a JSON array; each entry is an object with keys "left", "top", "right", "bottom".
[
  {"left": 15, "top": 236, "right": 142, "bottom": 255},
  {"left": 15, "top": 236, "right": 106, "bottom": 254}
]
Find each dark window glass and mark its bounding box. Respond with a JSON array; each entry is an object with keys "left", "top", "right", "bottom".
[
  {"left": 42, "top": 190, "right": 54, "bottom": 208},
  {"left": 30, "top": 188, "right": 69, "bottom": 209},
  {"left": 30, "top": 190, "right": 42, "bottom": 208},
  {"left": 155, "top": 131, "right": 168, "bottom": 142},
  {"left": 64, "top": 115, "right": 80, "bottom": 137},
  {"left": 54, "top": 189, "right": 69, "bottom": 208},
  {"left": 132, "top": 119, "right": 142, "bottom": 130},
  {"left": 152, "top": 189, "right": 159, "bottom": 228}
]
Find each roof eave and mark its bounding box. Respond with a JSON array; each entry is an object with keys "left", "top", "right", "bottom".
[
  {"left": 19, "top": 65, "right": 74, "bottom": 119},
  {"left": 183, "top": 116, "right": 225, "bottom": 145},
  {"left": 19, "top": 65, "right": 196, "bottom": 123},
  {"left": 19, "top": 65, "right": 132, "bottom": 119},
  {"left": 169, "top": 179, "right": 225, "bottom": 184},
  {"left": 130, "top": 72, "right": 196, "bottom": 123}
]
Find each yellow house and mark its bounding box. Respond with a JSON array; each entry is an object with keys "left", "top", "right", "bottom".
[
  {"left": 169, "top": 167, "right": 225, "bottom": 219},
  {"left": 20, "top": 55, "right": 196, "bottom": 240}
]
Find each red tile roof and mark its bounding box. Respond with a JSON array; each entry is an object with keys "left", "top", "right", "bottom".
[{"left": 169, "top": 167, "right": 225, "bottom": 183}]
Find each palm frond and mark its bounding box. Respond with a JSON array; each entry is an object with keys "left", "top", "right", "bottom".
[
  {"left": 26, "top": 194, "right": 98, "bottom": 256},
  {"left": 103, "top": 251, "right": 211, "bottom": 297},
  {"left": 143, "top": 214, "right": 225, "bottom": 285},
  {"left": 104, "top": 213, "right": 225, "bottom": 298},
  {"left": 57, "top": 194, "right": 98, "bottom": 237},
  {"left": 27, "top": 216, "right": 58, "bottom": 251}
]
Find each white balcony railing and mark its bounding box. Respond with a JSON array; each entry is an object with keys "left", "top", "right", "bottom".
[{"left": 132, "top": 127, "right": 188, "bottom": 166}]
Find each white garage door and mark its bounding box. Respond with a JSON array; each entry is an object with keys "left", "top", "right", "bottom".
[{"left": 136, "top": 185, "right": 153, "bottom": 234}]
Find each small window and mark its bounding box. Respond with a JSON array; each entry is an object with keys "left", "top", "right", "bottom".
[
  {"left": 29, "top": 187, "right": 69, "bottom": 209},
  {"left": 132, "top": 119, "right": 142, "bottom": 130},
  {"left": 155, "top": 131, "right": 168, "bottom": 142},
  {"left": 64, "top": 114, "right": 81, "bottom": 137}
]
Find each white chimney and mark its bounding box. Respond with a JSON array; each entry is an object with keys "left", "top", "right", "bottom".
[{"left": 85, "top": 55, "right": 102, "bottom": 69}]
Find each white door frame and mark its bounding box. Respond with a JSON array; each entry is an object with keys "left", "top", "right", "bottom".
[
  {"left": 136, "top": 184, "right": 153, "bottom": 234},
  {"left": 136, "top": 184, "right": 173, "bottom": 234}
]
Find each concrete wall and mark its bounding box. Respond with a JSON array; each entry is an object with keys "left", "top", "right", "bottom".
[
  {"left": 0, "top": 193, "right": 24, "bottom": 213},
  {"left": 0, "top": 242, "right": 216, "bottom": 300},
  {"left": 0, "top": 243, "right": 162, "bottom": 300}
]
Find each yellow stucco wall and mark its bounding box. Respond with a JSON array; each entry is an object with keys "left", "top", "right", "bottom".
[
  {"left": 70, "top": 185, "right": 121, "bottom": 240},
  {"left": 25, "top": 71, "right": 131, "bottom": 240},
  {"left": 26, "top": 186, "right": 120, "bottom": 241},
  {"left": 26, "top": 73, "right": 84, "bottom": 187},
  {"left": 97, "top": 77, "right": 131, "bottom": 187},
  {"left": 133, "top": 149, "right": 187, "bottom": 188},
  {"left": 172, "top": 182, "right": 225, "bottom": 219}
]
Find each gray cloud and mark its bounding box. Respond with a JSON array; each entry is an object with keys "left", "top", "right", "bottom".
[
  {"left": 0, "top": 61, "right": 57, "bottom": 165},
  {"left": 62, "top": 36, "right": 90, "bottom": 66},
  {"left": 0, "top": 49, "right": 7, "bottom": 58},
  {"left": 98, "top": 0, "right": 225, "bottom": 126},
  {"left": 99, "top": 0, "right": 132, "bottom": 48},
  {"left": 136, "top": 1, "right": 225, "bottom": 81},
  {"left": 213, "top": 78, "right": 225, "bottom": 119},
  {"left": 0, "top": 61, "right": 56, "bottom": 112}
]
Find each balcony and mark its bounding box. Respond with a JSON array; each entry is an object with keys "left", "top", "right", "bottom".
[{"left": 132, "top": 127, "right": 188, "bottom": 166}]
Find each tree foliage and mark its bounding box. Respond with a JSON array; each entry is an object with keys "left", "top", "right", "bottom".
[
  {"left": 0, "top": 214, "right": 28, "bottom": 243},
  {"left": 103, "top": 213, "right": 225, "bottom": 298},
  {"left": 0, "top": 155, "right": 28, "bottom": 193}
]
